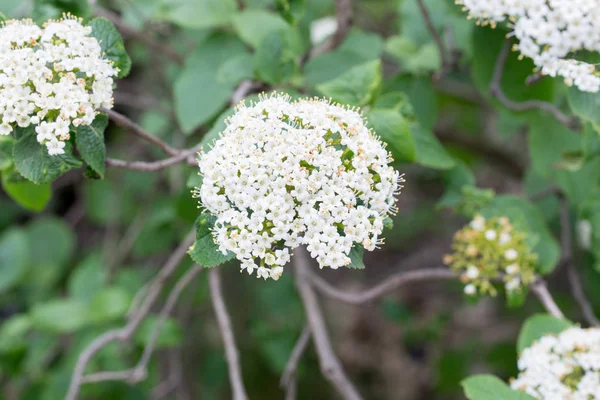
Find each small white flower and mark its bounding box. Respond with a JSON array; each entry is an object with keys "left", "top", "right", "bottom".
[
  {"left": 470, "top": 215, "right": 485, "bottom": 231},
  {"left": 465, "top": 265, "right": 479, "bottom": 279},
  {"left": 499, "top": 232, "right": 511, "bottom": 245},
  {"left": 485, "top": 230, "right": 497, "bottom": 241},
  {"left": 505, "top": 248, "right": 518, "bottom": 261},
  {"left": 505, "top": 264, "right": 519, "bottom": 275},
  {"left": 505, "top": 277, "right": 520, "bottom": 291},
  {"left": 464, "top": 284, "right": 477, "bottom": 296}
]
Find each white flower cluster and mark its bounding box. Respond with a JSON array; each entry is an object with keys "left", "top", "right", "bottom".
[
  {"left": 0, "top": 16, "right": 118, "bottom": 155},
  {"left": 196, "top": 94, "right": 402, "bottom": 280},
  {"left": 457, "top": 0, "right": 600, "bottom": 92},
  {"left": 511, "top": 326, "right": 600, "bottom": 399}
]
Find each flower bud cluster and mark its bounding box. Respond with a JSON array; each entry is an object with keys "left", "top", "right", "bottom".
[
  {"left": 511, "top": 326, "right": 600, "bottom": 399},
  {"left": 195, "top": 93, "right": 403, "bottom": 280},
  {"left": 444, "top": 215, "right": 536, "bottom": 297},
  {"left": 456, "top": 0, "right": 600, "bottom": 92},
  {"left": 0, "top": 15, "right": 118, "bottom": 155}
]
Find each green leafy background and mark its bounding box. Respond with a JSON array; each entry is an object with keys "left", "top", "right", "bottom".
[{"left": 1, "top": 0, "right": 599, "bottom": 399}]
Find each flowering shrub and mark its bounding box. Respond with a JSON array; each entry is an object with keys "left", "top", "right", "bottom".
[
  {"left": 195, "top": 94, "right": 403, "bottom": 279},
  {"left": 445, "top": 214, "right": 537, "bottom": 299},
  {"left": 511, "top": 326, "right": 600, "bottom": 399},
  {"left": 457, "top": 0, "right": 600, "bottom": 92},
  {"left": 0, "top": 15, "right": 118, "bottom": 155}
]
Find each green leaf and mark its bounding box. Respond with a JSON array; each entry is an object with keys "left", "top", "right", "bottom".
[
  {"left": 254, "top": 29, "right": 300, "bottom": 85},
  {"left": 317, "top": 60, "right": 382, "bottom": 106},
  {"left": 384, "top": 35, "right": 418, "bottom": 60},
  {"left": 2, "top": 168, "right": 52, "bottom": 212},
  {"left": 189, "top": 214, "right": 235, "bottom": 267},
  {"left": 412, "top": 123, "right": 455, "bottom": 170},
  {"left": 0, "top": 314, "right": 31, "bottom": 353},
  {"left": 27, "top": 217, "right": 75, "bottom": 268},
  {"left": 479, "top": 195, "right": 561, "bottom": 274},
  {"left": 275, "top": 0, "right": 304, "bottom": 24},
  {"left": 367, "top": 109, "right": 416, "bottom": 162},
  {"left": 0, "top": 228, "right": 29, "bottom": 294},
  {"left": 88, "top": 18, "right": 132, "bottom": 78},
  {"left": 135, "top": 316, "right": 183, "bottom": 348},
  {"left": 517, "top": 314, "right": 573, "bottom": 353},
  {"left": 31, "top": 299, "right": 90, "bottom": 333},
  {"left": 0, "top": 12, "right": 6, "bottom": 22},
  {"left": 68, "top": 253, "right": 106, "bottom": 301},
  {"left": 232, "top": 10, "right": 289, "bottom": 49},
  {"left": 462, "top": 374, "right": 537, "bottom": 400},
  {"left": 217, "top": 53, "right": 254, "bottom": 85},
  {"left": 88, "top": 287, "right": 131, "bottom": 323},
  {"left": 174, "top": 34, "right": 248, "bottom": 134},
  {"left": 156, "top": 0, "right": 237, "bottom": 29},
  {"left": 0, "top": 136, "right": 13, "bottom": 171},
  {"left": 567, "top": 86, "right": 600, "bottom": 131},
  {"left": 304, "top": 29, "right": 383, "bottom": 86},
  {"left": 347, "top": 245, "right": 365, "bottom": 269},
  {"left": 75, "top": 114, "right": 108, "bottom": 178},
  {"left": 12, "top": 126, "right": 82, "bottom": 184},
  {"left": 527, "top": 114, "right": 581, "bottom": 179}
]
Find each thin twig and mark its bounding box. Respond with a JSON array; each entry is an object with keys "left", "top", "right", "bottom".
[
  {"left": 416, "top": 0, "right": 449, "bottom": 78},
  {"left": 103, "top": 109, "right": 180, "bottom": 156},
  {"left": 293, "top": 247, "right": 363, "bottom": 400},
  {"left": 106, "top": 145, "right": 199, "bottom": 172},
  {"left": 66, "top": 231, "right": 195, "bottom": 400},
  {"left": 530, "top": 186, "right": 560, "bottom": 201},
  {"left": 280, "top": 326, "right": 311, "bottom": 400},
  {"left": 309, "top": 268, "right": 458, "bottom": 304},
  {"left": 209, "top": 269, "right": 248, "bottom": 400},
  {"left": 231, "top": 80, "right": 261, "bottom": 106},
  {"left": 560, "top": 198, "right": 600, "bottom": 326},
  {"left": 489, "top": 40, "right": 580, "bottom": 130},
  {"left": 525, "top": 71, "right": 544, "bottom": 86},
  {"left": 309, "top": 0, "right": 352, "bottom": 58},
  {"left": 81, "top": 264, "right": 204, "bottom": 384},
  {"left": 530, "top": 279, "right": 565, "bottom": 319},
  {"left": 95, "top": 8, "right": 184, "bottom": 65}
]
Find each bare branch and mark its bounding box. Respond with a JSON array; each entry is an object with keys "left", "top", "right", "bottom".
[
  {"left": 280, "top": 326, "right": 311, "bottom": 400},
  {"left": 81, "top": 264, "right": 203, "bottom": 385},
  {"left": 416, "top": 0, "right": 449, "bottom": 78},
  {"left": 490, "top": 40, "right": 580, "bottom": 130},
  {"left": 94, "top": 8, "right": 184, "bottom": 65},
  {"left": 531, "top": 279, "right": 565, "bottom": 319},
  {"left": 66, "top": 231, "right": 196, "bottom": 400},
  {"left": 209, "top": 269, "right": 249, "bottom": 400},
  {"left": 293, "top": 247, "right": 363, "bottom": 400},
  {"left": 103, "top": 109, "right": 180, "bottom": 156},
  {"left": 309, "top": 0, "right": 353, "bottom": 58},
  {"left": 560, "top": 198, "right": 600, "bottom": 326},
  {"left": 309, "top": 268, "right": 457, "bottom": 304},
  {"left": 231, "top": 80, "right": 261, "bottom": 106},
  {"left": 105, "top": 145, "right": 198, "bottom": 172}
]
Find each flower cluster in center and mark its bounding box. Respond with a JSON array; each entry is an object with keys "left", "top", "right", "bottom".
[
  {"left": 0, "top": 16, "right": 118, "bottom": 155},
  {"left": 444, "top": 215, "right": 537, "bottom": 298},
  {"left": 512, "top": 326, "right": 600, "bottom": 399},
  {"left": 457, "top": 0, "right": 600, "bottom": 92},
  {"left": 196, "top": 94, "right": 402, "bottom": 280}
]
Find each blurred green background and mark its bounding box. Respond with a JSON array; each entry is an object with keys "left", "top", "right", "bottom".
[{"left": 1, "top": 0, "right": 600, "bottom": 399}]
